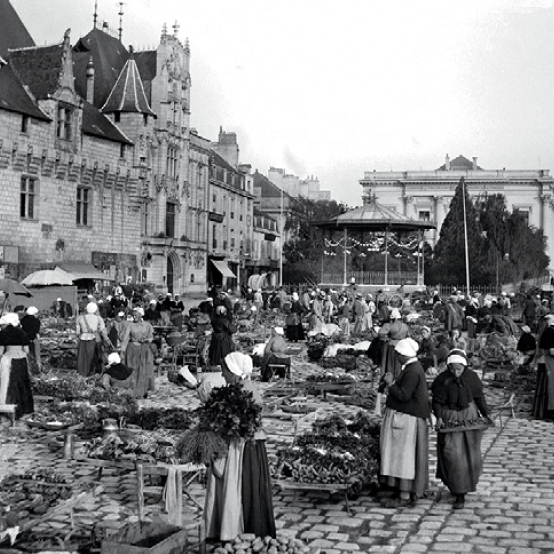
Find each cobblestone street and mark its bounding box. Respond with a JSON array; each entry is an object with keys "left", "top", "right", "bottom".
[{"left": 1, "top": 373, "right": 554, "bottom": 553}]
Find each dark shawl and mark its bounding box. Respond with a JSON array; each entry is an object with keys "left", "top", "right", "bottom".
[{"left": 431, "top": 367, "right": 484, "bottom": 411}]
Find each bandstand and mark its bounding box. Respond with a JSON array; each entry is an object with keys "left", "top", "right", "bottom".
[{"left": 313, "top": 199, "right": 435, "bottom": 293}]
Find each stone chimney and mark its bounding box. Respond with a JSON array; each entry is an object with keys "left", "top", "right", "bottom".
[
  {"left": 86, "top": 56, "right": 95, "bottom": 104},
  {"left": 472, "top": 157, "right": 478, "bottom": 170},
  {"left": 445, "top": 154, "right": 450, "bottom": 170}
]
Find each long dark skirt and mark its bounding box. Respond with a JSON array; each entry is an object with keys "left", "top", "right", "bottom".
[
  {"left": 436, "top": 403, "right": 483, "bottom": 494},
  {"left": 241, "top": 440, "right": 276, "bottom": 539},
  {"left": 77, "top": 339, "right": 99, "bottom": 377},
  {"left": 532, "top": 364, "right": 554, "bottom": 419},
  {"left": 286, "top": 323, "right": 305, "bottom": 342},
  {"left": 6, "top": 358, "right": 34, "bottom": 419},
  {"left": 379, "top": 417, "right": 429, "bottom": 498},
  {"left": 209, "top": 332, "right": 234, "bottom": 367}
]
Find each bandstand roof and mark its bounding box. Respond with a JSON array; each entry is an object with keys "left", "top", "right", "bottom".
[{"left": 313, "top": 200, "right": 435, "bottom": 231}]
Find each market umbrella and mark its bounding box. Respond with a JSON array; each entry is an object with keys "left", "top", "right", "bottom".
[
  {"left": 0, "top": 278, "right": 33, "bottom": 316},
  {"left": 21, "top": 268, "right": 75, "bottom": 287}
]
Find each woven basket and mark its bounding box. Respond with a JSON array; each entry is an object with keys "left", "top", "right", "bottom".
[{"left": 166, "top": 333, "right": 187, "bottom": 347}]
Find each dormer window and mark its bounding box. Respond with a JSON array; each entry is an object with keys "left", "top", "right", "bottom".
[
  {"left": 56, "top": 104, "right": 72, "bottom": 140},
  {"left": 21, "top": 116, "right": 29, "bottom": 133},
  {"left": 114, "top": 112, "right": 121, "bottom": 123}
]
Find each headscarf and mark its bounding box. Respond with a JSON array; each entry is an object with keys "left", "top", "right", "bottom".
[
  {"left": 86, "top": 302, "right": 98, "bottom": 314},
  {"left": 107, "top": 352, "right": 121, "bottom": 366},
  {"left": 431, "top": 348, "right": 481, "bottom": 410},
  {"left": 1, "top": 313, "right": 20, "bottom": 327},
  {"left": 395, "top": 337, "right": 419, "bottom": 357},
  {"left": 224, "top": 352, "right": 253, "bottom": 379}
]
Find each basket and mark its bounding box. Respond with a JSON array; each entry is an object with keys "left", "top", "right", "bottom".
[{"left": 165, "top": 333, "right": 187, "bottom": 347}]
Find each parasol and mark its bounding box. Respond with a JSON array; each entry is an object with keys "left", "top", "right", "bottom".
[
  {"left": 0, "top": 278, "right": 33, "bottom": 316},
  {"left": 21, "top": 268, "right": 75, "bottom": 287}
]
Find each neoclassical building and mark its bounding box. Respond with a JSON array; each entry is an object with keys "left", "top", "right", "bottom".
[{"left": 360, "top": 154, "right": 554, "bottom": 269}]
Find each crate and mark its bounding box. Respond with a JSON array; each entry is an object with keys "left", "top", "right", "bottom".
[{"left": 101, "top": 521, "right": 188, "bottom": 554}]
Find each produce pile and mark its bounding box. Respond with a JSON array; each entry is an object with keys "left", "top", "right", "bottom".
[
  {"left": 213, "top": 534, "right": 312, "bottom": 554},
  {"left": 0, "top": 470, "right": 73, "bottom": 524},
  {"left": 126, "top": 407, "right": 192, "bottom": 431},
  {"left": 479, "top": 333, "right": 518, "bottom": 362},
  {"left": 438, "top": 417, "right": 495, "bottom": 432},
  {"left": 81, "top": 432, "right": 177, "bottom": 463},
  {"left": 39, "top": 319, "right": 78, "bottom": 371},
  {"left": 177, "top": 382, "right": 262, "bottom": 465},
  {"left": 272, "top": 411, "right": 380, "bottom": 494},
  {"left": 32, "top": 373, "right": 91, "bottom": 400},
  {"left": 305, "top": 371, "right": 355, "bottom": 384}
]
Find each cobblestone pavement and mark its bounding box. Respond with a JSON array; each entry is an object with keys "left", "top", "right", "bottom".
[{"left": 1, "top": 369, "right": 554, "bottom": 553}]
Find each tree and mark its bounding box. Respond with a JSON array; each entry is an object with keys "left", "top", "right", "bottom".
[
  {"left": 430, "top": 178, "right": 486, "bottom": 285},
  {"left": 283, "top": 197, "right": 347, "bottom": 284}
]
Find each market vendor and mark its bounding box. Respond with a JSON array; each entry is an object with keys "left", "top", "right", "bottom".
[
  {"left": 101, "top": 352, "right": 135, "bottom": 392},
  {"left": 120, "top": 307, "right": 157, "bottom": 399},
  {"left": 517, "top": 325, "right": 536, "bottom": 365},
  {"left": 532, "top": 314, "right": 554, "bottom": 419},
  {"left": 0, "top": 312, "right": 34, "bottom": 419},
  {"left": 203, "top": 351, "right": 276, "bottom": 542},
  {"left": 76, "top": 302, "right": 109, "bottom": 377},
  {"left": 380, "top": 337, "right": 429, "bottom": 508},
  {"left": 378, "top": 308, "right": 409, "bottom": 379},
  {"left": 431, "top": 349, "right": 490, "bottom": 509},
  {"left": 260, "top": 326, "right": 290, "bottom": 381},
  {"left": 20, "top": 306, "right": 41, "bottom": 370}
]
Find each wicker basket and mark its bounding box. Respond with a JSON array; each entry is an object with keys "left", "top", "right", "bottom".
[{"left": 166, "top": 332, "right": 187, "bottom": 347}]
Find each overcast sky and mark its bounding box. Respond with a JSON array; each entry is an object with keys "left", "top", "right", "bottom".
[{"left": 11, "top": 0, "right": 554, "bottom": 206}]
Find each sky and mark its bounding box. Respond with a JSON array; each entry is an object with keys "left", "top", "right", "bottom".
[{"left": 10, "top": 0, "right": 554, "bottom": 207}]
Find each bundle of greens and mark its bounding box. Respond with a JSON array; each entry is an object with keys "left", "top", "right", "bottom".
[{"left": 176, "top": 383, "right": 262, "bottom": 465}]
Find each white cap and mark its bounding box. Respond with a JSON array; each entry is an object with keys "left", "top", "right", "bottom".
[
  {"left": 274, "top": 326, "right": 284, "bottom": 335},
  {"left": 1, "top": 313, "right": 19, "bottom": 327},
  {"left": 149, "top": 299, "right": 157, "bottom": 304},
  {"left": 107, "top": 352, "right": 121, "bottom": 366},
  {"left": 395, "top": 338, "right": 419, "bottom": 357},
  {"left": 56, "top": 297, "right": 62, "bottom": 302},
  {"left": 86, "top": 302, "right": 98, "bottom": 314},
  {"left": 26, "top": 306, "right": 39, "bottom": 316},
  {"left": 117, "top": 311, "right": 125, "bottom": 317},
  {"left": 133, "top": 307, "right": 145, "bottom": 317}
]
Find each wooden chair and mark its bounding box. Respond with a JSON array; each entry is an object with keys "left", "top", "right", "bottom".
[
  {"left": 136, "top": 462, "right": 205, "bottom": 523},
  {"left": 490, "top": 393, "right": 516, "bottom": 428},
  {"left": 267, "top": 363, "right": 290, "bottom": 381}
]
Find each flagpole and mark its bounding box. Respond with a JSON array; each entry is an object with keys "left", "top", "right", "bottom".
[{"left": 461, "top": 177, "right": 471, "bottom": 295}]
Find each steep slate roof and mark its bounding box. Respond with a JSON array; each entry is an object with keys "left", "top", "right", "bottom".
[
  {"left": 437, "top": 155, "right": 482, "bottom": 171},
  {"left": 0, "top": 62, "right": 50, "bottom": 120},
  {"left": 82, "top": 101, "right": 133, "bottom": 145},
  {"left": 101, "top": 54, "right": 156, "bottom": 116},
  {"left": 9, "top": 43, "right": 64, "bottom": 100},
  {"left": 0, "top": 0, "right": 34, "bottom": 58},
  {"left": 73, "top": 28, "right": 128, "bottom": 108},
  {"left": 252, "top": 170, "right": 292, "bottom": 199},
  {"left": 211, "top": 150, "right": 240, "bottom": 175},
  {"left": 134, "top": 50, "right": 157, "bottom": 103}
]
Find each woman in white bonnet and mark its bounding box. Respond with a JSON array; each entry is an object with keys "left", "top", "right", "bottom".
[
  {"left": 76, "top": 302, "right": 109, "bottom": 377},
  {"left": 0, "top": 313, "right": 34, "bottom": 418},
  {"left": 203, "top": 352, "right": 275, "bottom": 542},
  {"left": 380, "top": 337, "right": 430, "bottom": 508}
]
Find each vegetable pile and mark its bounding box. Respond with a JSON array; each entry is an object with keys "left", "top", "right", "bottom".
[
  {"left": 82, "top": 432, "right": 177, "bottom": 463},
  {"left": 305, "top": 372, "right": 355, "bottom": 384},
  {"left": 438, "top": 417, "right": 494, "bottom": 431},
  {"left": 213, "top": 534, "right": 312, "bottom": 554},
  {"left": 0, "top": 470, "right": 73, "bottom": 524},
  {"left": 273, "top": 411, "right": 380, "bottom": 494},
  {"left": 176, "top": 382, "right": 262, "bottom": 465}
]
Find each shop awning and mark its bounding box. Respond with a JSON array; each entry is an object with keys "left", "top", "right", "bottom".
[
  {"left": 211, "top": 259, "right": 236, "bottom": 279},
  {"left": 56, "top": 263, "right": 115, "bottom": 281}
]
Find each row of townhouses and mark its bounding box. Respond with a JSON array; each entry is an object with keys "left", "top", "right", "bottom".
[{"left": 0, "top": 0, "right": 294, "bottom": 295}]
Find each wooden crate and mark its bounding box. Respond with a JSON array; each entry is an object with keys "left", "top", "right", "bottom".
[{"left": 101, "top": 522, "right": 188, "bottom": 554}]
